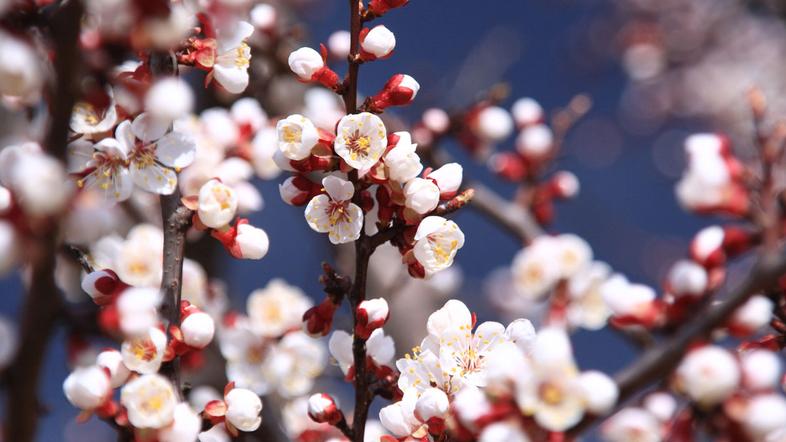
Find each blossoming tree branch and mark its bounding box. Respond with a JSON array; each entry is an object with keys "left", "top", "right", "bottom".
[{"left": 0, "top": 0, "right": 784, "bottom": 441}]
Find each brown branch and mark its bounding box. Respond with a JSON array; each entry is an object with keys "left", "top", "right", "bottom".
[
  {"left": 567, "top": 250, "right": 786, "bottom": 437},
  {"left": 341, "top": 0, "right": 362, "bottom": 114},
  {"left": 4, "top": 1, "right": 84, "bottom": 441},
  {"left": 427, "top": 147, "right": 542, "bottom": 244},
  {"left": 149, "top": 50, "right": 193, "bottom": 398}
]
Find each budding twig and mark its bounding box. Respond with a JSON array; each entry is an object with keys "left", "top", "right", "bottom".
[{"left": 568, "top": 250, "right": 786, "bottom": 437}]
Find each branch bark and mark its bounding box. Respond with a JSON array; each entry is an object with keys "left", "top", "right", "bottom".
[
  {"left": 149, "top": 50, "right": 192, "bottom": 398},
  {"left": 568, "top": 251, "right": 786, "bottom": 437},
  {"left": 4, "top": 1, "right": 84, "bottom": 441}
]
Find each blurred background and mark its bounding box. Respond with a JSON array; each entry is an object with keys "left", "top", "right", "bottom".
[{"left": 4, "top": 0, "right": 786, "bottom": 440}]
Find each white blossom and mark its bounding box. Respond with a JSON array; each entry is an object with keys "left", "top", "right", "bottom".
[
  {"left": 305, "top": 175, "right": 363, "bottom": 244},
  {"left": 145, "top": 77, "right": 194, "bottom": 122},
  {"left": 121, "top": 374, "right": 178, "bottom": 429},
  {"left": 335, "top": 112, "right": 388, "bottom": 170},
  {"left": 413, "top": 216, "right": 465, "bottom": 275},
  {"left": 160, "top": 403, "right": 202, "bottom": 442},
  {"left": 198, "top": 179, "right": 238, "bottom": 229},
  {"left": 246, "top": 279, "right": 312, "bottom": 337},
  {"left": 121, "top": 326, "right": 168, "bottom": 374},
  {"left": 511, "top": 97, "right": 544, "bottom": 127},
  {"left": 234, "top": 223, "right": 270, "bottom": 259},
  {"left": 675, "top": 345, "right": 740, "bottom": 406},
  {"left": 277, "top": 114, "right": 319, "bottom": 160},
  {"left": 213, "top": 21, "right": 254, "bottom": 93}
]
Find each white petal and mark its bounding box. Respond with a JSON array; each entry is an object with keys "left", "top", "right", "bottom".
[
  {"left": 156, "top": 131, "right": 196, "bottom": 168},
  {"left": 322, "top": 175, "right": 354, "bottom": 202},
  {"left": 131, "top": 162, "right": 177, "bottom": 194},
  {"left": 132, "top": 113, "right": 168, "bottom": 143},
  {"left": 67, "top": 139, "right": 95, "bottom": 173},
  {"left": 213, "top": 64, "right": 249, "bottom": 94}
]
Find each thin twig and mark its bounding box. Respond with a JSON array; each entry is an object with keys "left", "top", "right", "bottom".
[{"left": 149, "top": 51, "right": 193, "bottom": 398}]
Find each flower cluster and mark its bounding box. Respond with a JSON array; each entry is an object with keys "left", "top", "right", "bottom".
[
  {"left": 378, "top": 300, "right": 618, "bottom": 440},
  {"left": 218, "top": 279, "right": 326, "bottom": 397}
]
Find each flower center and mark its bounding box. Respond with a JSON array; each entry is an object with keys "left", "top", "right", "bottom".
[
  {"left": 539, "top": 382, "right": 564, "bottom": 406},
  {"left": 345, "top": 130, "right": 372, "bottom": 160},
  {"left": 131, "top": 338, "right": 157, "bottom": 362},
  {"left": 327, "top": 201, "right": 351, "bottom": 225},
  {"left": 282, "top": 126, "right": 301, "bottom": 144},
  {"left": 131, "top": 144, "right": 158, "bottom": 169},
  {"left": 235, "top": 43, "right": 251, "bottom": 68}
]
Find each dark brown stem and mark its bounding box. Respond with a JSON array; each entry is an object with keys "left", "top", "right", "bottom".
[
  {"left": 342, "top": 0, "right": 361, "bottom": 114},
  {"left": 158, "top": 188, "right": 192, "bottom": 398},
  {"left": 427, "top": 146, "right": 542, "bottom": 244},
  {"left": 349, "top": 239, "right": 372, "bottom": 442},
  {"left": 567, "top": 251, "right": 786, "bottom": 437},
  {"left": 4, "top": 2, "right": 83, "bottom": 441},
  {"left": 149, "top": 50, "right": 191, "bottom": 398}
]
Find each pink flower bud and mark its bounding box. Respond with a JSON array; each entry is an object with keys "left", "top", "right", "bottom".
[
  {"left": 302, "top": 298, "right": 338, "bottom": 337},
  {"left": 414, "top": 387, "right": 448, "bottom": 424},
  {"left": 474, "top": 106, "right": 513, "bottom": 142},
  {"left": 63, "top": 365, "right": 111, "bottom": 410},
  {"left": 96, "top": 349, "right": 131, "bottom": 389},
  {"left": 422, "top": 108, "right": 450, "bottom": 134},
  {"left": 361, "top": 25, "right": 396, "bottom": 59},
  {"left": 549, "top": 171, "right": 579, "bottom": 198},
  {"left": 355, "top": 298, "right": 389, "bottom": 339},
  {"left": 250, "top": 4, "right": 277, "bottom": 31},
  {"left": 288, "top": 47, "right": 325, "bottom": 81},
  {"left": 516, "top": 124, "right": 553, "bottom": 160},
  {"left": 279, "top": 175, "right": 317, "bottom": 206},
  {"left": 198, "top": 179, "right": 238, "bottom": 229},
  {"left": 427, "top": 163, "right": 462, "bottom": 199},
  {"left": 370, "top": 74, "right": 420, "bottom": 110},
  {"left": 225, "top": 387, "right": 263, "bottom": 432},
  {"left": 235, "top": 223, "right": 269, "bottom": 260},
  {"left": 307, "top": 393, "right": 342, "bottom": 424},
  {"left": 729, "top": 295, "right": 773, "bottom": 336},
  {"left": 404, "top": 178, "right": 440, "bottom": 215},
  {"left": 328, "top": 30, "right": 351, "bottom": 59},
  {"left": 675, "top": 346, "right": 740, "bottom": 406},
  {"left": 368, "top": 0, "right": 408, "bottom": 15},
  {"left": 81, "top": 269, "right": 122, "bottom": 305},
  {"left": 666, "top": 260, "right": 708, "bottom": 298},
  {"left": 511, "top": 97, "right": 544, "bottom": 127},
  {"left": 212, "top": 219, "right": 270, "bottom": 260},
  {"left": 181, "top": 311, "right": 215, "bottom": 349},
  {"left": 741, "top": 349, "right": 781, "bottom": 391}
]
